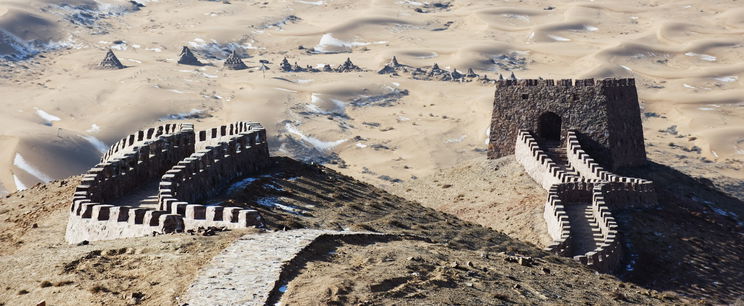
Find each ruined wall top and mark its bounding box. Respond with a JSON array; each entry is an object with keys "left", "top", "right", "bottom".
[{"left": 495, "top": 78, "right": 635, "bottom": 88}]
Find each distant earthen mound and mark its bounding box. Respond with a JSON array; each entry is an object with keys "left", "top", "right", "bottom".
[
  {"left": 223, "top": 50, "right": 248, "bottom": 70},
  {"left": 177, "top": 46, "right": 203, "bottom": 66},
  {"left": 97, "top": 49, "right": 124, "bottom": 70}
]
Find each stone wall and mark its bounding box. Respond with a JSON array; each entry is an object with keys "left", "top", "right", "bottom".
[
  {"left": 515, "top": 129, "right": 656, "bottom": 273},
  {"left": 514, "top": 130, "right": 580, "bottom": 190},
  {"left": 101, "top": 123, "right": 185, "bottom": 162},
  {"left": 572, "top": 184, "right": 623, "bottom": 273},
  {"left": 158, "top": 122, "right": 271, "bottom": 230},
  {"left": 66, "top": 121, "right": 272, "bottom": 243},
  {"left": 489, "top": 78, "right": 646, "bottom": 170},
  {"left": 66, "top": 124, "right": 195, "bottom": 243},
  {"left": 543, "top": 184, "right": 572, "bottom": 256}
]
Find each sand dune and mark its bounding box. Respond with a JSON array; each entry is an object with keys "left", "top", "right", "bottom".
[{"left": 0, "top": 0, "right": 742, "bottom": 193}]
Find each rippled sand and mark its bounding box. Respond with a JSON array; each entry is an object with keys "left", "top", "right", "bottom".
[{"left": 0, "top": 0, "right": 742, "bottom": 193}]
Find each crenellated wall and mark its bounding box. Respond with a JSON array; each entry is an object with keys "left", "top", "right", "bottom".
[
  {"left": 101, "top": 123, "right": 187, "bottom": 162},
  {"left": 514, "top": 130, "right": 581, "bottom": 190},
  {"left": 514, "top": 128, "right": 656, "bottom": 273},
  {"left": 66, "top": 124, "right": 195, "bottom": 243},
  {"left": 158, "top": 122, "right": 271, "bottom": 230},
  {"left": 66, "top": 121, "right": 271, "bottom": 244}
]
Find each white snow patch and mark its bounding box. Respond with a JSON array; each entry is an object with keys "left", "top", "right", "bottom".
[
  {"left": 356, "top": 143, "right": 367, "bottom": 148},
  {"left": 714, "top": 76, "right": 737, "bottom": 82},
  {"left": 34, "top": 107, "right": 61, "bottom": 126},
  {"left": 584, "top": 25, "right": 599, "bottom": 31},
  {"left": 82, "top": 135, "right": 108, "bottom": 154},
  {"left": 547, "top": 34, "right": 571, "bottom": 42},
  {"left": 684, "top": 52, "right": 716, "bottom": 62},
  {"left": 86, "top": 124, "right": 101, "bottom": 133},
  {"left": 296, "top": 79, "right": 313, "bottom": 84},
  {"left": 445, "top": 135, "right": 467, "bottom": 143},
  {"left": 145, "top": 47, "right": 162, "bottom": 52},
  {"left": 285, "top": 123, "right": 347, "bottom": 151},
  {"left": 127, "top": 58, "right": 142, "bottom": 63},
  {"left": 13, "top": 175, "right": 27, "bottom": 191},
  {"left": 620, "top": 65, "right": 633, "bottom": 72},
  {"left": 313, "top": 33, "right": 387, "bottom": 53},
  {"left": 14, "top": 153, "right": 52, "bottom": 183},
  {"left": 683, "top": 84, "right": 696, "bottom": 89},
  {"left": 296, "top": 0, "right": 325, "bottom": 4}
]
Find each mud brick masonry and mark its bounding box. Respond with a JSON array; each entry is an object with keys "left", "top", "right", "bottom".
[
  {"left": 490, "top": 78, "right": 658, "bottom": 273},
  {"left": 66, "top": 121, "right": 270, "bottom": 244}
]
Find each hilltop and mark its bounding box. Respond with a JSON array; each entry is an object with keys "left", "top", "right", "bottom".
[{"left": 0, "top": 157, "right": 685, "bottom": 305}]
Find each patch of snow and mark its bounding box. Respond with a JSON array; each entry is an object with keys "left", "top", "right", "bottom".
[
  {"left": 127, "top": 58, "right": 142, "bottom": 63},
  {"left": 86, "top": 124, "right": 101, "bottom": 133},
  {"left": 14, "top": 153, "right": 52, "bottom": 183},
  {"left": 296, "top": 0, "right": 325, "bottom": 5},
  {"left": 161, "top": 109, "right": 207, "bottom": 120},
  {"left": 684, "top": 52, "right": 716, "bottom": 62},
  {"left": 683, "top": 84, "right": 696, "bottom": 89},
  {"left": 13, "top": 175, "right": 27, "bottom": 191},
  {"left": 584, "top": 25, "right": 598, "bottom": 31},
  {"left": 0, "top": 30, "right": 82, "bottom": 61},
  {"left": 34, "top": 107, "right": 61, "bottom": 126},
  {"left": 82, "top": 135, "right": 108, "bottom": 154},
  {"left": 295, "top": 79, "right": 313, "bottom": 84},
  {"left": 445, "top": 135, "right": 467, "bottom": 143},
  {"left": 620, "top": 65, "right": 633, "bottom": 72},
  {"left": 356, "top": 143, "right": 367, "bottom": 148},
  {"left": 313, "top": 33, "right": 387, "bottom": 54},
  {"left": 714, "top": 76, "right": 737, "bottom": 82},
  {"left": 547, "top": 34, "right": 571, "bottom": 42},
  {"left": 285, "top": 123, "right": 347, "bottom": 151}
]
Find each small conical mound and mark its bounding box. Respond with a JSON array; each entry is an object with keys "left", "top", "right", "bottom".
[
  {"left": 498, "top": 73, "right": 504, "bottom": 81},
  {"left": 466, "top": 68, "right": 478, "bottom": 77},
  {"left": 98, "top": 49, "right": 124, "bottom": 69},
  {"left": 510, "top": 71, "right": 517, "bottom": 80},
  {"left": 336, "top": 58, "right": 362, "bottom": 72},
  {"left": 322, "top": 64, "right": 333, "bottom": 72},
  {"left": 451, "top": 69, "right": 463, "bottom": 79},
  {"left": 223, "top": 50, "right": 248, "bottom": 70},
  {"left": 391, "top": 56, "right": 401, "bottom": 67},
  {"left": 177, "top": 46, "right": 202, "bottom": 66},
  {"left": 279, "top": 57, "right": 292, "bottom": 72}
]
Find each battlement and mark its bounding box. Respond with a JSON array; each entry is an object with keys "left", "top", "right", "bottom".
[
  {"left": 66, "top": 121, "right": 270, "bottom": 244},
  {"left": 495, "top": 78, "right": 635, "bottom": 88},
  {"left": 158, "top": 122, "right": 270, "bottom": 229},
  {"left": 101, "top": 123, "right": 191, "bottom": 162}
]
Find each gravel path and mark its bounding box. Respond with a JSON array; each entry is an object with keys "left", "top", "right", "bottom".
[{"left": 183, "top": 229, "right": 374, "bottom": 306}]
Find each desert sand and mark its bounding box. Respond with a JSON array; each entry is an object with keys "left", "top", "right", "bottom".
[{"left": 0, "top": 0, "right": 743, "bottom": 196}]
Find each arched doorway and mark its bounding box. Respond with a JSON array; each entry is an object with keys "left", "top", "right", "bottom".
[{"left": 537, "top": 112, "right": 561, "bottom": 142}]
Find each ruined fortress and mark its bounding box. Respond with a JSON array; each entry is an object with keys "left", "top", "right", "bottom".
[
  {"left": 489, "top": 78, "right": 658, "bottom": 273},
  {"left": 66, "top": 121, "right": 270, "bottom": 244}
]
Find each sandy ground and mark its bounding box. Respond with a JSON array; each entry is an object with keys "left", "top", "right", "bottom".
[{"left": 0, "top": 0, "right": 743, "bottom": 197}]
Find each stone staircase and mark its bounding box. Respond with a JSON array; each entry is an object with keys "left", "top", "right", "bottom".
[
  {"left": 564, "top": 203, "right": 602, "bottom": 256},
  {"left": 542, "top": 141, "right": 581, "bottom": 179}
]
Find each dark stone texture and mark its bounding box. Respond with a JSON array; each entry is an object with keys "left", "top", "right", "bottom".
[{"left": 488, "top": 78, "right": 646, "bottom": 170}]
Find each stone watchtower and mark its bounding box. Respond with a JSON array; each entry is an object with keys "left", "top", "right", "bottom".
[{"left": 488, "top": 78, "right": 646, "bottom": 170}]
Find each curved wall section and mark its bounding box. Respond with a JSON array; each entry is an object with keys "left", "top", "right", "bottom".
[{"left": 158, "top": 122, "right": 270, "bottom": 230}]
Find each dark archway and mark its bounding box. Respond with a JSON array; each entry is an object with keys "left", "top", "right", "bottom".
[{"left": 537, "top": 112, "right": 561, "bottom": 142}]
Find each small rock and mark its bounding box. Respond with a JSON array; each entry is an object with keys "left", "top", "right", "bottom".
[{"left": 77, "top": 240, "right": 89, "bottom": 246}]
